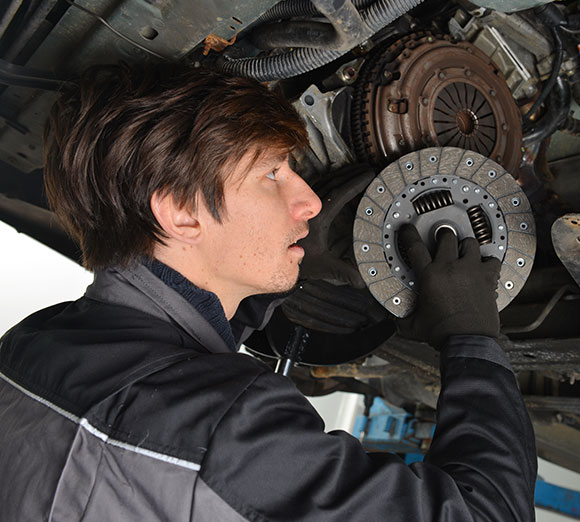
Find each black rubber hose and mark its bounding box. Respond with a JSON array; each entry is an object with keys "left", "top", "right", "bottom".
[
  {"left": 523, "top": 76, "right": 571, "bottom": 147},
  {"left": 523, "top": 26, "right": 563, "bottom": 122},
  {"left": 219, "top": 0, "right": 423, "bottom": 81},
  {"left": 558, "top": 113, "right": 580, "bottom": 136},
  {"left": 254, "top": 0, "right": 376, "bottom": 26},
  {"left": 250, "top": 21, "right": 338, "bottom": 51}
]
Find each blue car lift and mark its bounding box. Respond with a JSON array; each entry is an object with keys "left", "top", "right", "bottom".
[
  {"left": 535, "top": 479, "right": 580, "bottom": 519},
  {"left": 354, "top": 397, "right": 580, "bottom": 519}
]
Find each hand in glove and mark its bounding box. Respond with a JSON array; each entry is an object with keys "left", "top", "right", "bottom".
[{"left": 397, "top": 225, "right": 501, "bottom": 350}]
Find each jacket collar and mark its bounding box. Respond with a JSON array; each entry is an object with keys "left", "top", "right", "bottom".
[{"left": 85, "top": 264, "right": 233, "bottom": 354}]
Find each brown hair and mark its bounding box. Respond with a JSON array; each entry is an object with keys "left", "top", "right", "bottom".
[{"left": 44, "top": 63, "right": 308, "bottom": 270}]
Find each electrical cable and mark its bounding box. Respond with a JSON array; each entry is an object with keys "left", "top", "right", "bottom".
[
  {"left": 63, "top": 0, "right": 167, "bottom": 61},
  {"left": 523, "top": 26, "right": 563, "bottom": 122},
  {"left": 559, "top": 24, "right": 580, "bottom": 35},
  {"left": 219, "top": 0, "right": 423, "bottom": 81}
]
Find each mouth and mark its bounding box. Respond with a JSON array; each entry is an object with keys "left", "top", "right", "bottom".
[
  {"left": 288, "top": 229, "right": 308, "bottom": 255},
  {"left": 289, "top": 229, "right": 309, "bottom": 250},
  {"left": 288, "top": 243, "right": 305, "bottom": 257}
]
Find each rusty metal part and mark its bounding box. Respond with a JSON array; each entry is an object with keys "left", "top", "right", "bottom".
[
  {"left": 551, "top": 213, "right": 580, "bottom": 288},
  {"left": 203, "top": 34, "right": 237, "bottom": 56},
  {"left": 353, "top": 147, "right": 536, "bottom": 317},
  {"left": 351, "top": 33, "right": 522, "bottom": 174},
  {"left": 525, "top": 396, "right": 580, "bottom": 415},
  {"left": 376, "top": 335, "right": 580, "bottom": 377},
  {"left": 311, "top": 363, "right": 398, "bottom": 379},
  {"left": 534, "top": 423, "right": 580, "bottom": 474}
]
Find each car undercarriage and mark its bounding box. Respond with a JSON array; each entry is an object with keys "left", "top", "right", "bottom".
[{"left": 1, "top": 0, "right": 580, "bottom": 473}]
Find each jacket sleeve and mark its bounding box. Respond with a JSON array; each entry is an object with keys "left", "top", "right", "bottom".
[{"left": 199, "top": 335, "right": 537, "bottom": 522}]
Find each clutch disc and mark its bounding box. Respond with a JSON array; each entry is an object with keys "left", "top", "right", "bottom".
[{"left": 353, "top": 147, "right": 536, "bottom": 318}]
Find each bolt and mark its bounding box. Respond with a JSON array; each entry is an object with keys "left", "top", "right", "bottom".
[
  {"left": 409, "top": 281, "right": 415, "bottom": 287},
  {"left": 498, "top": 224, "right": 504, "bottom": 231},
  {"left": 427, "top": 36, "right": 433, "bottom": 43},
  {"left": 467, "top": 47, "right": 473, "bottom": 53},
  {"left": 498, "top": 245, "right": 504, "bottom": 251},
  {"left": 377, "top": 186, "right": 385, "bottom": 193},
  {"left": 511, "top": 197, "right": 520, "bottom": 207},
  {"left": 517, "top": 258, "right": 525, "bottom": 267},
  {"left": 395, "top": 201, "right": 401, "bottom": 207},
  {"left": 399, "top": 139, "right": 406, "bottom": 146},
  {"left": 489, "top": 202, "right": 496, "bottom": 208},
  {"left": 385, "top": 243, "right": 392, "bottom": 249},
  {"left": 386, "top": 223, "right": 392, "bottom": 229},
  {"left": 429, "top": 155, "right": 438, "bottom": 163},
  {"left": 341, "top": 66, "right": 356, "bottom": 81},
  {"left": 361, "top": 244, "right": 370, "bottom": 252},
  {"left": 405, "top": 162, "right": 414, "bottom": 170},
  {"left": 465, "top": 69, "right": 472, "bottom": 77},
  {"left": 365, "top": 207, "right": 373, "bottom": 216},
  {"left": 475, "top": 188, "right": 481, "bottom": 194},
  {"left": 438, "top": 72, "right": 446, "bottom": 80},
  {"left": 490, "top": 89, "right": 496, "bottom": 97},
  {"left": 432, "top": 178, "right": 438, "bottom": 184},
  {"left": 452, "top": 179, "right": 458, "bottom": 184},
  {"left": 520, "top": 222, "right": 528, "bottom": 231},
  {"left": 466, "top": 157, "right": 474, "bottom": 167},
  {"left": 462, "top": 185, "right": 470, "bottom": 192},
  {"left": 393, "top": 212, "right": 400, "bottom": 219},
  {"left": 383, "top": 70, "right": 392, "bottom": 80},
  {"left": 502, "top": 123, "right": 508, "bottom": 131},
  {"left": 488, "top": 169, "right": 497, "bottom": 178},
  {"left": 422, "top": 97, "right": 429, "bottom": 106},
  {"left": 393, "top": 296, "right": 401, "bottom": 305},
  {"left": 409, "top": 187, "right": 416, "bottom": 193},
  {"left": 394, "top": 266, "right": 401, "bottom": 272},
  {"left": 505, "top": 280, "right": 514, "bottom": 290},
  {"left": 368, "top": 267, "right": 377, "bottom": 277}
]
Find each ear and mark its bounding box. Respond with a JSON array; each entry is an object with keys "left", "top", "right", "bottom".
[{"left": 150, "top": 190, "right": 202, "bottom": 244}]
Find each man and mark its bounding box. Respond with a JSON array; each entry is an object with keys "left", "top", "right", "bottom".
[{"left": 0, "top": 63, "right": 536, "bottom": 521}]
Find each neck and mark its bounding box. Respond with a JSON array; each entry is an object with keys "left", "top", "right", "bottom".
[
  {"left": 152, "top": 247, "right": 243, "bottom": 320},
  {"left": 143, "top": 257, "right": 236, "bottom": 350}
]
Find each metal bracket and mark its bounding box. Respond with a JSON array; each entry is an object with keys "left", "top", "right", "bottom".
[{"left": 293, "top": 84, "right": 354, "bottom": 170}]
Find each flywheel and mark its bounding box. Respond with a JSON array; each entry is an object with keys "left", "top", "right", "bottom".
[
  {"left": 351, "top": 33, "right": 523, "bottom": 174},
  {"left": 353, "top": 147, "right": 536, "bottom": 318}
]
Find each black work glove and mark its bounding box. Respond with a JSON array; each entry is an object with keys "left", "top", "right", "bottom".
[{"left": 397, "top": 225, "right": 501, "bottom": 350}]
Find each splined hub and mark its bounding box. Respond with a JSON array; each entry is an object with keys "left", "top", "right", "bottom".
[
  {"left": 351, "top": 33, "right": 523, "bottom": 175},
  {"left": 353, "top": 147, "right": 536, "bottom": 318}
]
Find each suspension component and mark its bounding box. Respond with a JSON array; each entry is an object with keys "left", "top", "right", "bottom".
[{"left": 467, "top": 205, "right": 493, "bottom": 245}]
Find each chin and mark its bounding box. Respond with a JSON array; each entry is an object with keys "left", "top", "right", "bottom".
[{"left": 262, "top": 268, "right": 299, "bottom": 295}]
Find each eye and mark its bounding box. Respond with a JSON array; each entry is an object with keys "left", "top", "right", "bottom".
[{"left": 266, "top": 168, "right": 279, "bottom": 181}]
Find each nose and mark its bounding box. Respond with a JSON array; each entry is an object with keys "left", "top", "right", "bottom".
[{"left": 290, "top": 171, "right": 322, "bottom": 221}]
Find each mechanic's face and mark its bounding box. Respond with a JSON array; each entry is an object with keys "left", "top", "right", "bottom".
[{"left": 199, "top": 149, "right": 322, "bottom": 303}]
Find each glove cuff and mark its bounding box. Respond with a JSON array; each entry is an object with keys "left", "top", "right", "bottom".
[{"left": 429, "top": 312, "right": 499, "bottom": 350}]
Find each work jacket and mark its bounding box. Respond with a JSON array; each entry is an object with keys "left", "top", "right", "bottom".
[{"left": 0, "top": 263, "right": 537, "bottom": 521}]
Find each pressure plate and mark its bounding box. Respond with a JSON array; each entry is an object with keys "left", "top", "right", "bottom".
[
  {"left": 351, "top": 33, "right": 522, "bottom": 174},
  {"left": 353, "top": 147, "right": 536, "bottom": 317}
]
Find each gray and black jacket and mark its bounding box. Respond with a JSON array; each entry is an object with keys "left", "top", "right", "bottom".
[{"left": 0, "top": 264, "right": 537, "bottom": 521}]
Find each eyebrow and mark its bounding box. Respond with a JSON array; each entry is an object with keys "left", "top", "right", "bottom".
[{"left": 254, "top": 152, "right": 288, "bottom": 170}]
